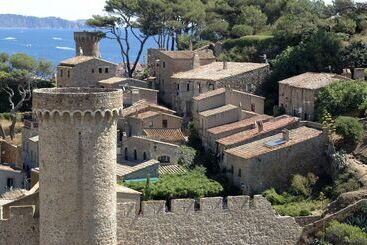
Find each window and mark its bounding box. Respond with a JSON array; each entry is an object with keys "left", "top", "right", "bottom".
[
  {"left": 163, "top": 62, "right": 166, "bottom": 68},
  {"left": 105, "top": 67, "right": 109, "bottom": 73},
  {"left": 148, "top": 121, "right": 153, "bottom": 128},
  {"left": 251, "top": 103, "right": 256, "bottom": 112},
  {"left": 134, "top": 150, "right": 137, "bottom": 160},
  {"left": 198, "top": 83, "right": 202, "bottom": 93},
  {"left": 92, "top": 69, "right": 95, "bottom": 73},
  {"left": 99, "top": 68, "right": 103, "bottom": 74},
  {"left": 208, "top": 83, "right": 214, "bottom": 90},
  {"left": 7, "top": 178, "right": 14, "bottom": 189},
  {"left": 186, "top": 83, "right": 190, "bottom": 92},
  {"left": 177, "top": 84, "right": 180, "bottom": 91},
  {"left": 67, "top": 70, "right": 70, "bottom": 78},
  {"left": 158, "top": 156, "right": 170, "bottom": 163},
  {"left": 124, "top": 148, "right": 128, "bottom": 161},
  {"left": 60, "top": 69, "right": 63, "bottom": 77},
  {"left": 162, "top": 120, "right": 168, "bottom": 128},
  {"left": 143, "top": 152, "right": 147, "bottom": 160},
  {"left": 238, "top": 168, "right": 242, "bottom": 177}
]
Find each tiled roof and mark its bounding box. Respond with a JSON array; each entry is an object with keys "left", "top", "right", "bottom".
[
  {"left": 193, "top": 88, "right": 226, "bottom": 101},
  {"left": 217, "top": 116, "right": 298, "bottom": 146},
  {"left": 97, "top": 76, "right": 128, "bottom": 85},
  {"left": 172, "top": 62, "right": 269, "bottom": 81},
  {"left": 116, "top": 160, "right": 159, "bottom": 177},
  {"left": 116, "top": 185, "right": 141, "bottom": 195},
  {"left": 159, "top": 164, "right": 187, "bottom": 175},
  {"left": 278, "top": 72, "right": 350, "bottom": 89},
  {"left": 162, "top": 50, "right": 215, "bottom": 60},
  {"left": 225, "top": 126, "right": 323, "bottom": 159},
  {"left": 59, "top": 56, "right": 116, "bottom": 66},
  {"left": 207, "top": 114, "right": 273, "bottom": 135},
  {"left": 135, "top": 111, "right": 160, "bottom": 119},
  {"left": 143, "top": 128, "right": 186, "bottom": 144},
  {"left": 122, "top": 100, "right": 175, "bottom": 117},
  {"left": 0, "top": 189, "right": 27, "bottom": 200},
  {"left": 199, "top": 104, "right": 238, "bottom": 117}
]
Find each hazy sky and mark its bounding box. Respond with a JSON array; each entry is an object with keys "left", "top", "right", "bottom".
[{"left": 0, "top": 0, "right": 365, "bottom": 20}]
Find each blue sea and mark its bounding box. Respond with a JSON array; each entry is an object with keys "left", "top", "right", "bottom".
[{"left": 0, "top": 28, "right": 158, "bottom": 65}]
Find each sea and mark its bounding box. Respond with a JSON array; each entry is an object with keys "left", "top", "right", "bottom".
[{"left": 0, "top": 28, "right": 159, "bottom": 65}]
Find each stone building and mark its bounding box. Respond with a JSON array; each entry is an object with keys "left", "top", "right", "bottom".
[
  {"left": 22, "top": 118, "right": 39, "bottom": 170},
  {"left": 116, "top": 159, "right": 160, "bottom": 181},
  {"left": 33, "top": 87, "right": 123, "bottom": 245},
  {"left": 56, "top": 32, "right": 118, "bottom": 88},
  {"left": 278, "top": 72, "right": 349, "bottom": 120},
  {"left": 173, "top": 62, "right": 269, "bottom": 115},
  {"left": 223, "top": 127, "right": 328, "bottom": 194},
  {"left": 216, "top": 115, "right": 299, "bottom": 163},
  {"left": 0, "top": 165, "right": 24, "bottom": 195},
  {"left": 122, "top": 136, "right": 179, "bottom": 165},
  {"left": 126, "top": 111, "right": 182, "bottom": 136},
  {"left": 147, "top": 49, "right": 216, "bottom": 106}
]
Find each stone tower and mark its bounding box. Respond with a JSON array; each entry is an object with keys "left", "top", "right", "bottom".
[
  {"left": 74, "top": 32, "right": 102, "bottom": 57},
  {"left": 33, "top": 88, "right": 123, "bottom": 245}
]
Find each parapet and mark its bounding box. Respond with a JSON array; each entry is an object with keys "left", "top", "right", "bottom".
[
  {"left": 32, "top": 88, "right": 123, "bottom": 120},
  {"left": 118, "top": 195, "right": 277, "bottom": 217}
]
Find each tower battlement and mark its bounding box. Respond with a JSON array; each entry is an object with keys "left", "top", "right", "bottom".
[{"left": 74, "top": 31, "right": 103, "bottom": 57}]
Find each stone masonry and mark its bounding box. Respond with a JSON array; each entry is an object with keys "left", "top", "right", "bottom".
[{"left": 33, "top": 88, "right": 123, "bottom": 245}]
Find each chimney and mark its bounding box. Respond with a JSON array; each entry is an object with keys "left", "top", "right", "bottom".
[
  {"left": 192, "top": 53, "right": 200, "bottom": 69},
  {"left": 282, "top": 129, "right": 290, "bottom": 141},
  {"left": 223, "top": 61, "right": 228, "bottom": 70},
  {"left": 256, "top": 121, "right": 264, "bottom": 132}
]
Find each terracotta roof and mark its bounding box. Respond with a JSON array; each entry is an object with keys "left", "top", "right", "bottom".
[
  {"left": 193, "top": 88, "right": 226, "bottom": 101},
  {"left": 199, "top": 104, "right": 238, "bottom": 117},
  {"left": 59, "top": 56, "right": 116, "bottom": 66},
  {"left": 161, "top": 50, "right": 215, "bottom": 60},
  {"left": 122, "top": 100, "right": 175, "bottom": 117},
  {"left": 225, "top": 126, "right": 323, "bottom": 159},
  {"left": 143, "top": 128, "right": 186, "bottom": 144},
  {"left": 135, "top": 111, "right": 160, "bottom": 119},
  {"left": 207, "top": 114, "right": 273, "bottom": 135},
  {"left": 278, "top": 72, "right": 350, "bottom": 89},
  {"left": 116, "top": 160, "right": 159, "bottom": 177},
  {"left": 159, "top": 164, "right": 187, "bottom": 175},
  {"left": 172, "top": 62, "right": 269, "bottom": 81},
  {"left": 217, "top": 116, "right": 298, "bottom": 146}
]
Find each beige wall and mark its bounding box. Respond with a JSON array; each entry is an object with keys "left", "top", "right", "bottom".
[
  {"left": 0, "top": 168, "right": 24, "bottom": 195},
  {"left": 57, "top": 59, "right": 117, "bottom": 88},
  {"left": 279, "top": 83, "right": 317, "bottom": 121},
  {"left": 224, "top": 133, "right": 328, "bottom": 194},
  {"left": 226, "top": 89, "right": 265, "bottom": 114},
  {"left": 123, "top": 87, "right": 158, "bottom": 106},
  {"left": 122, "top": 137, "right": 179, "bottom": 164},
  {"left": 0, "top": 141, "right": 22, "bottom": 168}
]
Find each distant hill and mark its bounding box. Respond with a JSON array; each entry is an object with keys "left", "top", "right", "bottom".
[{"left": 0, "top": 14, "right": 86, "bottom": 29}]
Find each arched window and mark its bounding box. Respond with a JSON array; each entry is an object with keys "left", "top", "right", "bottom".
[
  {"left": 124, "top": 148, "right": 128, "bottom": 161},
  {"left": 134, "top": 150, "right": 137, "bottom": 160},
  {"left": 143, "top": 152, "right": 147, "bottom": 160}
]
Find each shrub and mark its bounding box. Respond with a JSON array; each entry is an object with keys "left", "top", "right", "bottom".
[
  {"left": 262, "top": 188, "right": 286, "bottom": 205},
  {"left": 325, "top": 221, "right": 367, "bottom": 244},
  {"left": 326, "top": 171, "right": 362, "bottom": 199},
  {"left": 334, "top": 17, "right": 357, "bottom": 35},
  {"left": 123, "top": 168, "right": 223, "bottom": 200},
  {"left": 290, "top": 173, "right": 318, "bottom": 197},
  {"left": 231, "top": 25, "right": 254, "bottom": 38},
  {"left": 335, "top": 116, "right": 364, "bottom": 144},
  {"left": 273, "top": 199, "right": 329, "bottom": 217},
  {"left": 177, "top": 145, "right": 197, "bottom": 169}
]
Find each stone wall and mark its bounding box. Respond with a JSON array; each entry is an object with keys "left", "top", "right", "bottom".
[
  {"left": 116, "top": 195, "right": 302, "bottom": 244},
  {"left": 226, "top": 89, "right": 265, "bottom": 114},
  {"left": 123, "top": 87, "right": 158, "bottom": 106},
  {"left": 0, "top": 140, "right": 22, "bottom": 167},
  {"left": 122, "top": 136, "right": 179, "bottom": 164}
]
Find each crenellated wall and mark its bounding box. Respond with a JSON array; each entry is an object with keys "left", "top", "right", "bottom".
[{"left": 116, "top": 195, "right": 303, "bottom": 244}]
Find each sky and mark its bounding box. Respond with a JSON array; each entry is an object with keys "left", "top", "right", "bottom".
[{"left": 0, "top": 0, "right": 365, "bottom": 21}]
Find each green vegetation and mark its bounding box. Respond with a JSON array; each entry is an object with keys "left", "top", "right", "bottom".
[
  {"left": 315, "top": 80, "right": 367, "bottom": 119},
  {"left": 335, "top": 116, "right": 364, "bottom": 144},
  {"left": 177, "top": 145, "right": 197, "bottom": 169},
  {"left": 122, "top": 168, "right": 224, "bottom": 200},
  {"left": 324, "top": 221, "right": 367, "bottom": 245},
  {"left": 263, "top": 170, "right": 362, "bottom": 217}
]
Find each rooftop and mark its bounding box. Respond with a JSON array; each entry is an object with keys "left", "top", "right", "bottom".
[
  {"left": 159, "top": 164, "right": 187, "bottom": 175},
  {"left": 161, "top": 50, "right": 215, "bottom": 60},
  {"left": 278, "top": 72, "right": 349, "bottom": 89},
  {"left": 0, "top": 164, "right": 22, "bottom": 173},
  {"left": 134, "top": 111, "right": 160, "bottom": 119},
  {"left": 207, "top": 114, "right": 273, "bottom": 135},
  {"left": 122, "top": 100, "right": 175, "bottom": 117},
  {"left": 199, "top": 104, "right": 238, "bottom": 117},
  {"left": 225, "top": 126, "right": 323, "bottom": 159},
  {"left": 97, "top": 76, "right": 148, "bottom": 86},
  {"left": 116, "top": 185, "right": 141, "bottom": 195},
  {"left": 116, "top": 160, "right": 159, "bottom": 177},
  {"left": 172, "top": 62, "right": 269, "bottom": 81},
  {"left": 193, "top": 88, "right": 226, "bottom": 101},
  {"left": 29, "top": 135, "right": 39, "bottom": 143},
  {"left": 143, "top": 128, "right": 186, "bottom": 144},
  {"left": 217, "top": 116, "right": 298, "bottom": 146},
  {"left": 59, "top": 56, "right": 116, "bottom": 66}
]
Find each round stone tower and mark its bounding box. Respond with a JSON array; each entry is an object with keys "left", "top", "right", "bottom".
[
  {"left": 74, "top": 31, "right": 102, "bottom": 57},
  {"left": 33, "top": 88, "right": 123, "bottom": 245}
]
